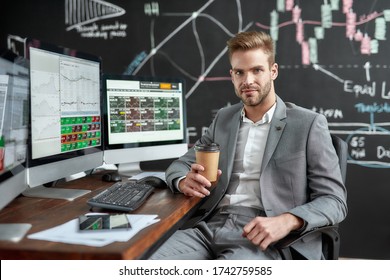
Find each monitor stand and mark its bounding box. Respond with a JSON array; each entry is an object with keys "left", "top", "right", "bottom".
[
  {"left": 23, "top": 171, "right": 91, "bottom": 201},
  {"left": 64, "top": 171, "right": 87, "bottom": 182},
  {"left": 93, "top": 162, "right": 118, "bottom": 172},
  {"left": 0, "top": 223, "right": 32, "bottom": 242},
  {"left": 117, "top": 162, "right": 142, "bottom": 177}
]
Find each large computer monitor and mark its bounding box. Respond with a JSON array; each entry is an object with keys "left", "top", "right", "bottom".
[
  {"left": 102, "top": 75, "right": 188, "bottom": 176},
  {"left": 23, "top": 39, "right": 103, "bottom": 200},
  {"left": 0, "top": 56, "right": 29, "bottom": 210}
]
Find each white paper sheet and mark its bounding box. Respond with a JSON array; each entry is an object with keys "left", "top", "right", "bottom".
[
  {"left": 129, "top": 171, "right": 166, "bottom": 181},
  {"left": 28, "top": 214, "right": 160, "bottom": 247}
]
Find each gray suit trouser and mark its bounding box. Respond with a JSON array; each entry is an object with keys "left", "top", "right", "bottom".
[{"left": 149, "top": 206, "right": 282, "bottom": 260}]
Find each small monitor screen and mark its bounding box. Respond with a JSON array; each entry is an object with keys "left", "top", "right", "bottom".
[
  {"left": 103, "top": 75, "right": 187, "bottom": 175},
  {"left": 106, "top": 77, "right": 184, "bottom": 146}
]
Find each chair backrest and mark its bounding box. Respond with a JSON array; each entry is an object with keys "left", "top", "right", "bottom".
[
  {"left": 331, "top": 134, "right": 348, "bottom": 184},
  {"left": 321, "top": 134, "right": 348, "bottom": 259}
]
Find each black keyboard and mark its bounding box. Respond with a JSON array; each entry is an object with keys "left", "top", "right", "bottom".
[{"left": 87, "top": 181, "right": 154, "bottom": 212}]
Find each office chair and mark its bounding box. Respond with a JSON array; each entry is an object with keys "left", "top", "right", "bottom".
[{"left": 274, "top": 134, "right": 348, "bottom": 260}]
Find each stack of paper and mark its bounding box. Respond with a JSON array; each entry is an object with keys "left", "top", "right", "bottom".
[{"left": 28, "top": 214, "right": 159, "bottom": 247}]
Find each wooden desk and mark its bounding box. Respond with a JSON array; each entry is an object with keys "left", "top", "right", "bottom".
[{"left": 0, "top": 173, "right": 202, "bottom": 259}]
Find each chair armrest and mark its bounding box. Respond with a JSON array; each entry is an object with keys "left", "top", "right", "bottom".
[{"left": 274, "top": 225, "right": 340, "bottom": 259}]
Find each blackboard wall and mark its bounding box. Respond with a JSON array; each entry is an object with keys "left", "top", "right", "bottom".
[{"left": 2, "top": 0, "right": 390, "bottom": 259}]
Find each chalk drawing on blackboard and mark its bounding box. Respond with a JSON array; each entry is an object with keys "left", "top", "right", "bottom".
[
  {"left": 345, "top": 128, "right": 390, "bottom": 168},
  {"left": 258, "top": 1, "right": 388, "bottom": 65},
  {"left": 312, "top": 61, "right": 390, "bottom": 168},
  {"left": 65, "top": 0, "right": 125, "bottom": 31}
]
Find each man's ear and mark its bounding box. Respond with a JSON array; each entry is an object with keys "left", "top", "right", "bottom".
[{"left": 271, "top": 63, "right": 278, "bottom": 80}]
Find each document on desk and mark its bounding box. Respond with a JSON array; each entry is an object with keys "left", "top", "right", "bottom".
[
  {"left": 27, "top": 214, "right": 160, "bottom": 247},
  {"left": 129, "top": 171, "right": 166, "bottom": 181}
]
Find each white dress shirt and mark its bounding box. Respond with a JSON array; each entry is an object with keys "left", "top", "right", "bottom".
[{"left": 217, "top": 103, "right": 276, "bottom": 210}]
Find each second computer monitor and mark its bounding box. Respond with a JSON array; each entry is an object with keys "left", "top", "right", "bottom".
[{"left": 102, "top": 75, "right": 188, "bottom": 175}]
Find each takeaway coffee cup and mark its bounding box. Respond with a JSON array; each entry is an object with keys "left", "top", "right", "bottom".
[{"left": 194, "top": 143, "right": 220, "bottom": 183}]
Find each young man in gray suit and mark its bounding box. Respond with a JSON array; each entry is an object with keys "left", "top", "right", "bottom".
[{"left": 150, "top": 31, "right": 347, "bottom": 260}]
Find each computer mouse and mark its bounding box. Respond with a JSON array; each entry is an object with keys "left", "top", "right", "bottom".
[
  {"left": 138, "top": 176, "right": 167, "bottom": 189},
  {"left": 102, "top": 172, "right": 122, "bottom": 182}
]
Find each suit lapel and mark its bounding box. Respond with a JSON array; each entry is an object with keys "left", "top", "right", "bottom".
[
  {"left": 226, "top": 107, "right": 242, "bottom": 176},
  {"left": 261, "top": 96, "right": 287, "bottom": 174}
]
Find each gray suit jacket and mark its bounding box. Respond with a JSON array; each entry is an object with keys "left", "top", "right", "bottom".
[{"left": 166, "top": 95, "right": 348, "bottom": 259}]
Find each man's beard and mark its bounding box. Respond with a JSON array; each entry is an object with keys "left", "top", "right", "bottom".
[{"left": 237, "top": 80, "right": 272, "bottom": 106}]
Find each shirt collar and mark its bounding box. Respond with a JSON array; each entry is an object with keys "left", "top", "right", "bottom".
[{"left": 241, "top": 102, "right": 277, "bottom": 125}]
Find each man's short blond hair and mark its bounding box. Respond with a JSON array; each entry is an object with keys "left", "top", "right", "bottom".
[{"left": 227, "top": 31, "right": 275, "bottom": 66}]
